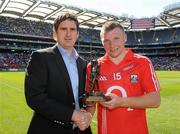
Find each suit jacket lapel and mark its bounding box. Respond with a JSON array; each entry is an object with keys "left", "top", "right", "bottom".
[
  {"left": 52, "top": 45, "right": 74, "bottom": 101},
  {"left": 76, "top": 58, "right": 83, "bottom": 97}
]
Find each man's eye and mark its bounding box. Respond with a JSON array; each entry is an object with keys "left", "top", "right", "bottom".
[
  {"left": 60, "top": 28, "right": 66, "bottom": 30},
  {"left": 71, "top": 28, "right": 76, "bottom": 31},
  {"left": 114, "top": 37, "right": 120, "bottom": 40}
]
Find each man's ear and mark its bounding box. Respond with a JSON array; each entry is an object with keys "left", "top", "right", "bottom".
[
  {"left": 76, "top": 31, "right": 79, "bottom": 40},
  {"left": 53, "top": 29, "right": 57, "bottom": 41}
]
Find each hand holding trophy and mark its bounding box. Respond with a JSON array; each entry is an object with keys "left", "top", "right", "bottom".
[{"left": 85, "top": 59, "right": 111, "bottom": 102}]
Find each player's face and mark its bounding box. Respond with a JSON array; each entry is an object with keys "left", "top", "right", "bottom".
[
  {"left": 53, "top": 19, "right": 79, "bottom": 50},
  {"left": 101, "top": 27, "right": 126, "bottom": 59}
]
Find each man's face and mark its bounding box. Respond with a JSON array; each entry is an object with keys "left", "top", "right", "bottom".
[
  {"left": 101, "top": 27, "right": 126, "bottom": 58},
  {"left": 53, "top": 19, "right": 79, "bottom": 49}
]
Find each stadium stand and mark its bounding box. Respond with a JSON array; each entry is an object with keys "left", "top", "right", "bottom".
[
  {"left": 0, "top": 0, "right": 179, "bottom": 71},
  {"left": 0, "top": 16, "right": 179, "bottom": 70}
]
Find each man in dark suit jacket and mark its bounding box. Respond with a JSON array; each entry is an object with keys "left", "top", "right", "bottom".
[{"left": 25, "top": 12, "right": 92, "bottom": 134}]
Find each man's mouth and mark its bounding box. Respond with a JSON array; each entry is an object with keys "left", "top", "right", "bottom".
[{"left": 110, "top": 48, "right": 118, "bottom": 52}]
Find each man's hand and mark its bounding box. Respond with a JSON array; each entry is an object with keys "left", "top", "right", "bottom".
[
  {"left": 100, "top": 93, "right": 122, "bottom": 110},
  {"left": 71, "top": 109, "right": 92, "bottom": 131}
]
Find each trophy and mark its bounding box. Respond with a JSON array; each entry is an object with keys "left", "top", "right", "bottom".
[{"left": 85, "top": 59, "right": 111, "bottom": 102}]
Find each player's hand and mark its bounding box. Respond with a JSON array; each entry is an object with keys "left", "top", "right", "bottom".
[
  {"left": 77, "top": 110, "right": 92, "bottom": 131},
  {"left": 100, "top": 93, "right": 122, "bottom": 110},
  {"left": 72, "top": 109, "right": 92, "bottom": 131}
]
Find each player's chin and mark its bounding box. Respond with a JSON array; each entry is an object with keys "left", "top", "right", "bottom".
[
  {"left": 109, "top": 53, "right": 120, "bottom": 58},
  {"left": 64, "top": 43, "right": 74, "bottom": 47}
]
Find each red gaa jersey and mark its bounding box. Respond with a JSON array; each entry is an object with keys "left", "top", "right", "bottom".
[{"left": 86, "top": 49, "right": 160, "bottom": 134}]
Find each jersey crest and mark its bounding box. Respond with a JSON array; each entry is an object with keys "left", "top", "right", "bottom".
[{"left": 130, "top": 74, "right": 138, "bottom": 83}]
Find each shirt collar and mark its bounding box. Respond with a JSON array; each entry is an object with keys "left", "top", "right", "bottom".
[{"left": 57, "top": 44, "right": 79, "bottom": 60}]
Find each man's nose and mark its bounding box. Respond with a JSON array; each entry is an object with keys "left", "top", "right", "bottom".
[{"left": 66, "top": 30, "right": 71, "bottom": 36}]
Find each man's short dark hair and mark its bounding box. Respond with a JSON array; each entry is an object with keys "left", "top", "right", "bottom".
[
  {"left": 100, "top": 21, "right": 125, "bottom": 36},
  {"left": 53, "top": 12, "right": 79, "bottom": 32}
]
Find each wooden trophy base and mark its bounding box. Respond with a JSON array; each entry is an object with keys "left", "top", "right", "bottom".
[{"left": 86, "top": 92, "right": 111, "bottom": 102}]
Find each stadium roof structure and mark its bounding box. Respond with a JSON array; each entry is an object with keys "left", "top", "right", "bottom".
[{"left": 0, "top": 0, "right": 180, "bottom": 30}]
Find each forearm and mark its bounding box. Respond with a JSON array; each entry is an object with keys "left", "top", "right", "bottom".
[{"left": 121, "top": 91, "right": 160, "bottom": 108}]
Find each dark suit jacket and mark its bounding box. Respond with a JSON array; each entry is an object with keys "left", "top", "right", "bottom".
[{"left": 25, "top": 45, "right": 91, "bottom": 134}]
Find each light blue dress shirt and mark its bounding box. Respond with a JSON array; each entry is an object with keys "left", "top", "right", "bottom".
[{"left": 57, "top": 44, "right": 80, "bottom": 111}]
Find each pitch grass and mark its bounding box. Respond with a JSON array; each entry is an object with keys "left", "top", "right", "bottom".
[{"left": 0, "top": 71, "right": 180, "bottom": 134}]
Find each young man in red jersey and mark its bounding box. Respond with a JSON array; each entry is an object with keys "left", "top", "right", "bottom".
[{"left": 86, "top": 21, "right": 161, "bottom": 134}]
